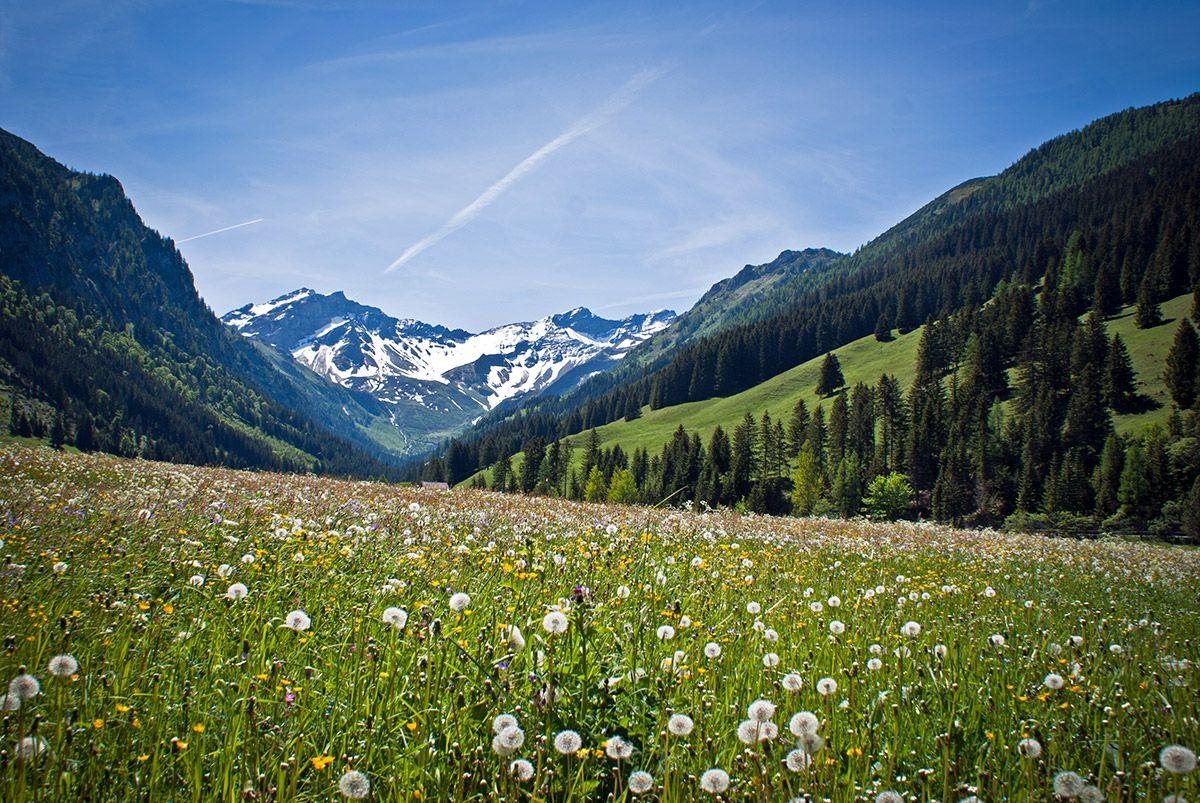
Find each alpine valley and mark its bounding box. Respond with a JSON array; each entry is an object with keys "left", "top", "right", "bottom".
[{"left": 221, "top": 289, "right": 675, "bottom": 452}]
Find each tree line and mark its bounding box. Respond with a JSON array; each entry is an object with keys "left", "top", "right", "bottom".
[{"left": 461, "top": 278, "right": 1200, "bottom": 540}]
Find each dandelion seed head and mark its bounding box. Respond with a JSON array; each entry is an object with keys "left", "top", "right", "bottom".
[
  {"left": 667, "top": 713, "right": 694, "bottom": 736},
  {"left": 785, "top": 748, "right": 812, "bottom": 772},
  {"left": 543, "top": 610, "right": 569, "bottom": 634},
  {"left": 747, "top": 699, "right": 776, "bottom": 722},
  {"left": 284, "top": 610, "right": 311, "bottom": 631},
  {"left": 605, "top": 735, "right": 634, "bottom": 760},
  {"left": 1017, "top": 738, "right": 1042, "bottom": 759},
  {"left": 47, "top": 654, "right": 78, "bottom": 678},
  {"left": 1053, "top": 771, "right": 1086, "bottom": 797},
  {"left": 509, "top": 758, "right": 534, "bottom": 781},
  {"left": 816, "top": 677, "right": 837, "bottom": 696},
  {"left": 449, "top": 592, "right": 470, "bottom": 612},
  {"left": 15, "top": 736, "right": 46, "bottom": 761},
  {"left": 8, "top": 673, "right": 39, "bottom": 701},
  {"left": 382, "top": 606, "right": 408, "bottom": 630},
  {"left": 338, "top": 769, "right": 370, "bottom": 799},
  {"left": 699, "top": 768, "right": 730, "bottom": 794},
  {"left": 628, "top": 770, "right": 654, "bottom": 794},
  {"left": 781, "top": 673, "right": 803, "bottom": 692},
  {"left": 554, "top": 730, "right": 582, "bottom": 755},
  {"left": 1161, "top": 744, "right": 1197, "bottom": 774}
]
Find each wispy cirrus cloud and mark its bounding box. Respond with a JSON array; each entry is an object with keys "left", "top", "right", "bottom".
[{"left": 384, "top": 66, "right": 665, "bottom": 274}]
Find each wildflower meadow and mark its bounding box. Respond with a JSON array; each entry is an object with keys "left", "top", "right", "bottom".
[{"left": 0, "top": 445, "right": 1197, "bottom": 801}]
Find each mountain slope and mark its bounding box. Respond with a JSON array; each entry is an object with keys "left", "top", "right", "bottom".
[
  {"left": 434, "top": 93, "right": 1200, "bottom": 484},
  {"left": 469, "top": 292, "right": 1193, "bottom": 488},
  {"left": 222, "top": 289, "right": 675, "bottom": 451},
  {"left": 0, "top": 127, "right": 406, "bottom": 476}
]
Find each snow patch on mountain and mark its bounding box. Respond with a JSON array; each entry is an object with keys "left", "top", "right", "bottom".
[{"left": 221, "top": 289, "right": 675, "bottom": 416}]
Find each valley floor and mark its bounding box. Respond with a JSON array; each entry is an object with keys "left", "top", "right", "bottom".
[{"left": 0, "top": 445, "right": 1197, "bottom": 801}]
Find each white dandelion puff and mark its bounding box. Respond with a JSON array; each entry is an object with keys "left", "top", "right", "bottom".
[
  {"left": 14, "top": 736, "right": 47, "bottom": 761},
  {"left": 382, "top": 607, "right": 408, "bottom": 630},
  {"left": 47, "top": 654, "right": 78, "bottom": 678},
  {"left": 1161, "top": 744, "right": 1197, "bottom": 774},
  {"left": 747, "top": 699, "right": 776, "bottom": 722},
  {"left": 493, "top": 714, "right": 519, "bottom": 734},
  {"left": 699, "top": 768, "right": 730, "bottom": 794},
  {"left": 605, "top": 735, "right": 634, "bottom": 760},
  {"left": 667, "top": 713, "right": 694, "bottom": 736},
  {"left": 284, "top": 610, "right": 311, "bottom": 631},
  {"left": 785, "top": 748, "right": 812, "bottom": 772},
  {"left": 543, "top": 611, "right": 569, "bottom": 634},
  {"left": 338, "top": 769, "right": 370, "bottom": 799},
  {"left": 554, "top": 730, "right": 582, "bottom": 755},
  {"left": 628, "top": 770, "right": 654, "bottom": 794},
  {"left": 8, "top": 673, "right": 40, "bottom": 701},
  {"left": 789, "top": 711, "right": 820, "bottom": 737},
  {"left": 1053, "top": 771, "right": 1086, "bottom": 797},
  {"left": 510, "top": 758, "right": 534, "bottom": 781},
  {"left": 449, "top": 592, "right": 470, "bottom": 612}
]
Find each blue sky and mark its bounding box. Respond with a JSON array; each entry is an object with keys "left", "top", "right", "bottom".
[{"left": 3, "top": 1, "right": 1198, "bottom": 330}]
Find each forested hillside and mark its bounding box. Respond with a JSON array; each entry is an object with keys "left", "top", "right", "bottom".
[
  {"left": 0, "top": 128, "right": 406, "bottom": 477},
  {"left": 435, "top": 95, "right": 1200, "bottom": 536}
]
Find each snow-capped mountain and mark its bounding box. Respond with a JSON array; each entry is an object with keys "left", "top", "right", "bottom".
[{"left": 222, "top": 289, "right": 675, "bottom": 446}]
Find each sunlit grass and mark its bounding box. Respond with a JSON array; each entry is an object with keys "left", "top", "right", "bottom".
[{"left": 1, "top": 445, "right": 1197, "bottom": 801}]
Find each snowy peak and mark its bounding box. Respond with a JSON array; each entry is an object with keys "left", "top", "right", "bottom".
[{"left": 221, "top": 289, "right": 676, "bottom": 420}]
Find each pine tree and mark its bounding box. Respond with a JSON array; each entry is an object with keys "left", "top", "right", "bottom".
[
  {"left": 828, "top": 394, "right": 848, "bottom": 465},
  {"left": 1062, "top": 364, "right": 1111, "bottom": 457},
  {"left": 1135, "top": 273, "right": 1162, "bottom": 328},
  {"left": 816, "top": 352, "right": 844, "bottom": 397},
  {"left": 584, "top": 466, "right": 608, "bottom": 503},
  {"left": 829, "top": 455, "right": 863, "bottom": 518},
  {"left": 1093, "top": 434, "right": 1124, "bottom": 517},
  {"left": 1164, "top": 318, "right": 1200, "bottom": 409},
  {"left": 786, "top": 399, "right": 809, "bottom": 458},
  {"left": 607, "top": 469, "right": 638, "bottom": 505},
  {"left": 49, "top": 412, "right": 66, "bottom": 449},
  {"left": 492, "top": 454, "right": 511, "bottom": 491},
  {"left": 790, "top": 442, "right": 823, "bottom": 516},
  {"left": 1118, "top": 443, "right": 1152, "bottom": 520},
  {"left": 1103, "top": 334, "right": 1137, "bottom": 412},
  {"left": 728, "top": 413, "right": 757, "bottom": 502},
  {"left": 1181, "top": 475, "right": 1200, "bottom": 543},
  {"left": 874, "top": 310, "right": 893, "bottom": 342}
]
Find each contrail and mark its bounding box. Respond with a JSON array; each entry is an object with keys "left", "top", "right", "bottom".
[
  {"left": 177, "top": 218, "right": 265, "bottom": 243},
  {"left": 385, "top": 68, "right": 664, "bottom": 274}
]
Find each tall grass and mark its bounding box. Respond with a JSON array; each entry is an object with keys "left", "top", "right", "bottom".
[{"left": 0, "top": 445, "right": 1196, "bottom": 801}]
